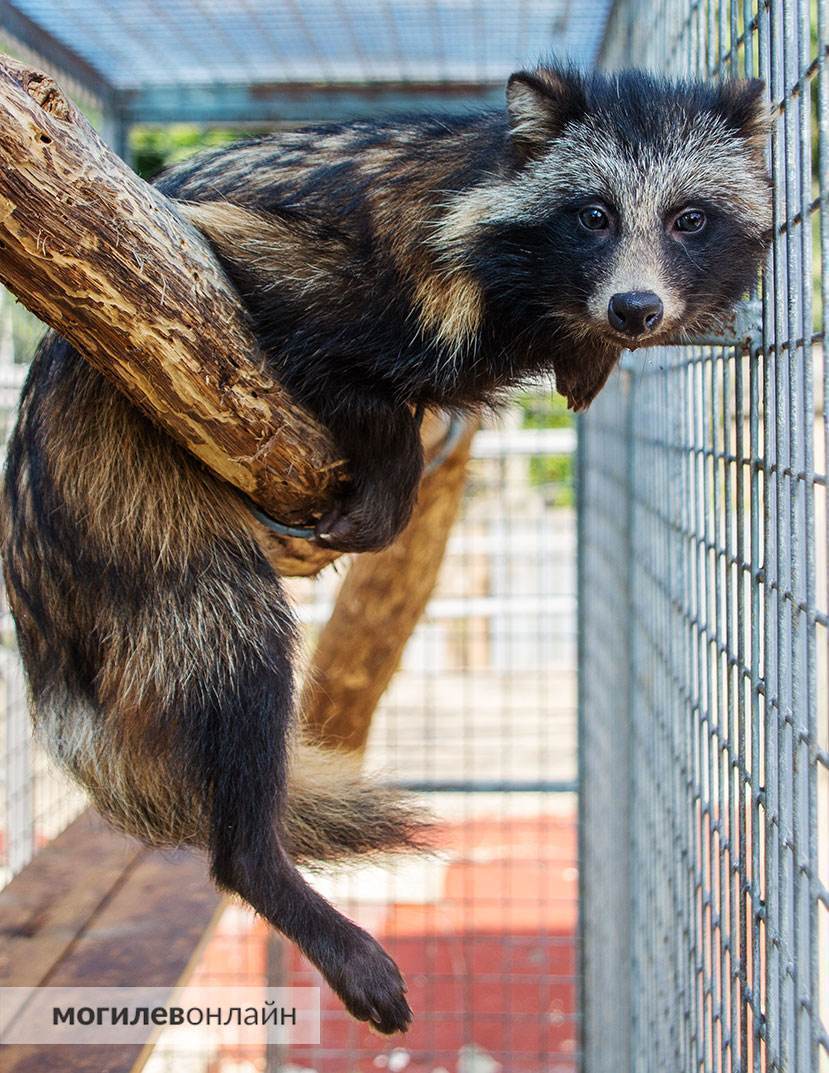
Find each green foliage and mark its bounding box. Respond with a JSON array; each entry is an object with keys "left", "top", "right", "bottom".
[
  {"left": 517, "top": 391, "right": 575, "bottom": 506},
  {"left": 519, "top": 391, "right": 573, "bottom": 430},
  {"left": 10, "top": 303, "right": 45, "bottom": 362},
  {"left": 130, "top": 125, "right": 267, "bottom": 181}
]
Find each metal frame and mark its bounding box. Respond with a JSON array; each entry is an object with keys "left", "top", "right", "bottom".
[
  {"left": 581, "top": 0, "right": 829, "bottom": 1070},
  {"left": 120, "top": 81, "right": 507, "bottom": 126},
  {"left": 0, "top": 0, "right": 116, "bottom": 106},
  {"left": 0, "top": 10, "right": 591, "bottom": 1067},
  {"left": 1, "top": 2, "right": 511, "bottom": 146},
  {"left": 0, "top": 3, "right": 127, "bottom": 155}
]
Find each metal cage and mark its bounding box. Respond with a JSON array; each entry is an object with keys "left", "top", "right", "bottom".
[
  {"left": 580, "top": 1, "right": 829, "bottom": 1071},
  {"left": 1, "top": 0, "right": 828, "bottom": 1069}
]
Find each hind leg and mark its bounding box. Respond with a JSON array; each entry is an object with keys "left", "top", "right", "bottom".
[
  {"left": 219, "top": 842, "right": 412, "bottom": 1034},
  {"left": 199, "top": 652, "right": 413, "bottom": 1031},
  {"left": 175, "top": 545, "right": 411, "bottom": 1033}
]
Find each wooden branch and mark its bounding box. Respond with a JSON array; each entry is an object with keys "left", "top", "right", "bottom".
[
  {"left": 300, "top": 412, "right": 477, "bottom": 753},
  {"left": 0, "top": 57, "right": 345, "bottom": 524}
]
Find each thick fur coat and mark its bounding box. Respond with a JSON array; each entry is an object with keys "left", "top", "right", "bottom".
[{"left": 1, "top": 67, "right": 772, "bottom": 1033}]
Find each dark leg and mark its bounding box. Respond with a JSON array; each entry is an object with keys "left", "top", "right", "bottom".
[
  {"left": 222, "top": 843, "right": 412, "bottom": 1034},
  {"left": 310, "top": 392, "right": 424, "bottom": 553},
  {"left": 179, "top": 547, "right": 412, "bottom": 1033}
]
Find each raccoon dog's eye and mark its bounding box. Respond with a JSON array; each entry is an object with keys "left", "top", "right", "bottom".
[
  {"left": 578, "top": 206, "right": 610, "bottom": 232},
  {"left": 673, "top": 208, "right": 707, "bottom": 234}
]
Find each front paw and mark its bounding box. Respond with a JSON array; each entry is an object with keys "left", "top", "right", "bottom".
[{"left": 313, "top": 491, "right": 414, "bottom": 553}]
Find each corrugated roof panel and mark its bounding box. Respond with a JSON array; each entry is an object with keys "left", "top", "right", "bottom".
[{"left": 5, "top": 0, "right": 612, "bottom": 89}]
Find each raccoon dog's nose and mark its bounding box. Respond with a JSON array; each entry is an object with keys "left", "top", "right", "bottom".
[{"left": 608, "top": 291, "right": 664, "bottom": 337}]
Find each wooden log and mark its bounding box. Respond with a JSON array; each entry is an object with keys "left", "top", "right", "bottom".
[
  {"left": 300, "top": 413, "right": 477, "bottom": 753},
  {"left": 0, "top": 56, "right": 345, "bottom": 526}
]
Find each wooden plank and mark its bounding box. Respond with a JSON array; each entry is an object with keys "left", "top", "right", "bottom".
[
  {"left": 43, "top": 842, "right": 223, "bottom": 990},
  {"left": 0, "top": 809, "right": 225, "bottom": 1073},
  {"left": 0, "top": 809, "right": 142, "bottom": 990}
]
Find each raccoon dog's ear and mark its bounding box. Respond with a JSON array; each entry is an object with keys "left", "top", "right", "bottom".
[
  {"left": 714, "top": 79, "right": 771, "bottom": 157},
  {"left": 506, "top": 68, "right": 585, "bottom": 162}
]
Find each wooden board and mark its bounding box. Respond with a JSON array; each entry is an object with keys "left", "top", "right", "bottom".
[{"left": 0, "top": 808, "right": 224, "bottom": 1073}]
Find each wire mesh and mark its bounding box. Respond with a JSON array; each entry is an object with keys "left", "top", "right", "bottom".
[
  {"left": 0, "top": 263, "right": 582, "bottom": 1067},
  {"left": 0, "top": 293, "right": 86, "bottom": 890},
  {"left": 580, "top": 1, "right": 829, "bottom": 1070}
]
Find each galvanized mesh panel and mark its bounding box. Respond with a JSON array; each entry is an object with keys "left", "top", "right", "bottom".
[
  {"left": 577, "top": 377, "right": 634, "bottom": 1066},
  {"left": 0, "top": 296, "right": 87, "bottom": 888},
  {"left": 88, "top": 406, "right": 580, "bottom": 1073},
  {"left": 581, "top": 1, "right": 829, "bottom": 1071}
]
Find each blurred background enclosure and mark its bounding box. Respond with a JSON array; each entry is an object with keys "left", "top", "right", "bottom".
[{"left": 0, "top": 2, "right": 825, "bottom": 1073}]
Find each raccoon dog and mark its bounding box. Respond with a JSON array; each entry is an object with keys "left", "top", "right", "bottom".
[{"left": 2, "top": 67, "right": 772, "bottom": 1032}]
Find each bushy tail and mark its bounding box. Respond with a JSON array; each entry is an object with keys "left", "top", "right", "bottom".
[{"left": 283, "top": 740, "right": 432, "bottom": 867}]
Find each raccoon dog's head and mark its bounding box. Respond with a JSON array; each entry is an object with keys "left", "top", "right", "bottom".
[{"left": 439, "top": 66, "right": 772, "bottom": 409}]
